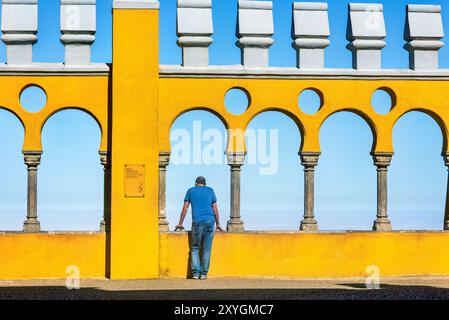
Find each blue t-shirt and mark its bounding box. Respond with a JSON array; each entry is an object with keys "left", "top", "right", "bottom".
[{"left": 184, "top": 186, "right": 217, "bottom": 223}]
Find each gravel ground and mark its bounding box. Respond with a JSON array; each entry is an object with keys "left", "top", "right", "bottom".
[{"left": 0, "top": 276, "right": 449, "bottom": 300}]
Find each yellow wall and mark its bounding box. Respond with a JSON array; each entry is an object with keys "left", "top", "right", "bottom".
[
  {"left": 2, "top": 4, "right": 449, "bottom": 281},
  {"left": 0, "top": 75, "right": 109, "bottom": 152},
  {"left": 159, "top": 78, "right": 449, "bottom": 154},
  {"left": 110, "top": 8, "right": 160, "bottom": 279},
  {"left": 3, "top": 232, "right": 449, "bottom": 280},
  {"left": 160, "top": 232, "right": 449, "bottom": 278},
  {"left": 0, "top": 233, "right": 105, "bottom": 279}
]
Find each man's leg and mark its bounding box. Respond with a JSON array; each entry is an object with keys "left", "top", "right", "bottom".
[
  {"left": 200, "top": 220, "right": 215, "bottom": 278},
  {"left": 190, "top": 222, "right": 203, "bottom": 279}
]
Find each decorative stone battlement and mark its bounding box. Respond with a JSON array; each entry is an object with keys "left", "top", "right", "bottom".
[
  {"left": 169, "top": 1, "right": 446, "bottom": 73},
  {"left": 238, "top": 0, "right": 274, "bottom": 67},
  {"left": 405, "top": 4, "right": 445, "bottom": 70},
  {"left": 293, "top": 2, "right": 330, "bottom": 69},
  {"left": 0, "top": 0, "right": 446, "bottom": 75},
  {"left": 1, "top": 0, "right": 103, "bottom": 68},
  {"left": 177, "top": 0, "right": 213, "bottom": 67}
]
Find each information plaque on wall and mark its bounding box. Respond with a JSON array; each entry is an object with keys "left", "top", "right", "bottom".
[{"left": 124, "top": 165, "right": 145, "bottom": 198}]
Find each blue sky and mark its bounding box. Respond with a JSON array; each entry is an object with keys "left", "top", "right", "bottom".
[{"left": 0, "top": 0, "right": 447, "bottom": 231}]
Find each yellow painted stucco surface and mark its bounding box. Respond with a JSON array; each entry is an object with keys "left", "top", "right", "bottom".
[
  {"left": 159, "top": 78, "right": 449, "bottom": 154},
  {"left": 0, "top": 75, "right": 109, "bottom": 152},
  {"left": 160, "top": 232, "right": 449, "bottom": 278},
  {"left": 110, "top": 9, "right": 160, "bottom": 279},
  {"left": 0, "top": 233, "right": 106, "bottom": 279},
  {"left": 3, "top": 232, "right": 449, "bottom": 280}
]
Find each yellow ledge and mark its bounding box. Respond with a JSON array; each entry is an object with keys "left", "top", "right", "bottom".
[
  {"left": 2, "top": 231, "right": 449, "bottom": 279},
  {"left": 160, "top": 231, "right": 449, "bottom": 278},
  {"left": 0, "top": 233, "right": 106, "bottom": 280}
]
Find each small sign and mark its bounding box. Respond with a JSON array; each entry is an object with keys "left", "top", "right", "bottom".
[{"left": 124, "top": 165, "right": 145, "bottom": 198}]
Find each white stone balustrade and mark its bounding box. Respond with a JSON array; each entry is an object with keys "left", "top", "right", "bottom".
[
  {"left": 177, "top": 0, "right": 213, "bottom": 67},
  {"left": 347, "top": 3, "right": 386, "bottom": 70},
  {"left": 293, "top": 2, "right": 330, "bottom": 69},
  {"left": 60, "top": 0, "right": 96, "bottom": 65},
  {"left": 405, "top": 4, "right": 444, "bottom": 70},
  {"left": 1, "top": 0, "right": 38, "bottom": 65},
  {"left": 238, "top": 0, "right": 274, "bottom": 67}
]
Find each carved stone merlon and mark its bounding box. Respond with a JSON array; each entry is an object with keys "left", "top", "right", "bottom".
[
  {"left": 405, "top": 5, "right": 444, "bottom": 70},
  {"left": 60, "top": 0, "right": 96, "bottom": 65},
  {"left": 113, "top": 0, "right": 159, "bottom": 9},
  {"left": 347, "top": 3, "right": 386, "bottom": 70},
  {"left": 442, "top": 153, "right": 449, "bottom": 230},
  {"left": 159, "top": 152, "right": 171, "bottom": 232},
  {"left": 1, "top": 0, "right": 38, "bottom": 65},
  {"left": 23, "top": 151, "right": 42, "bottom": 233},
  {"left": 299, "top": 152, "right": 320, "bottom": 232},
  {"left": 226, "top": 152, "right": 246, "bottom": 232},
  {"left": 177, "top": 0, "right": 213, "bottom": 67},
  {"left": 293, "top": 2, "right": 330, "bottom": 69},
  {"left": 238, "top": 0, "right": 274, "bottom": 68},
  {"left": 372, "top": 152, "right": 393, "bottom": 231}
]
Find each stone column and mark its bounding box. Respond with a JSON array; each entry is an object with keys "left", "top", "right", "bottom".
[
  {"left": 226, "top": 152, "right": 245, "bottom": 232},
  {"left": 100, "top": 151, "right": 111, "bottom": 232},
  {"left": 372, "top": 152, "right": 393, "bottom": 231},
  {"left": 23, "top": 151, "right": 42, "bottom": 233},
  {"left": 299, "top": 152, "right": 320, "bottom": 231},
  {"left": 443, "top": 154, "right": 449, "bottom": 230},
  {"left": 158, "top": 152, "right": 170, "bottom": 232}
]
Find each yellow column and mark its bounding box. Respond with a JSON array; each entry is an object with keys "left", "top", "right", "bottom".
[{"left": 111, "top": 0, "right": 160, "bottom": 279}]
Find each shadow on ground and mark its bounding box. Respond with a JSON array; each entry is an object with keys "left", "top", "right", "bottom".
[{"left": 1, "top": 284, "right": 449, "bottom": 300}]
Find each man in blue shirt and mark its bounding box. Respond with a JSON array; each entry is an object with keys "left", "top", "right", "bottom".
[{"left": 176, "top": 176, "right": 224, "bottom": 280}]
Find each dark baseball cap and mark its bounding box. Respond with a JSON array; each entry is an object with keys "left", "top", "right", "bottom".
[{"left": 195, "top": 176, "right": 206, "bottom": 185}]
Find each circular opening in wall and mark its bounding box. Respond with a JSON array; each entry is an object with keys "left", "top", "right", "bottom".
[
  {"left": 225, "top": 88, "right": 250, "bottom": 115},
  {"left": 298, "top": 89, "right": 322, "bottom": 115},
  {"left": 372, "top": 88, "right": 395, "bottom": 115},
  {"left": 20, "top": 85, "right": 47, "bottom": 113}
]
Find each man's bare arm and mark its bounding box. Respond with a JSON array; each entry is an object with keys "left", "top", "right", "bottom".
[
  {"left": 176, "top": 201, "right": 190, "bottom": 230},
  {"left": 213, "top": 202, "right": 225, "bottom": 232}
]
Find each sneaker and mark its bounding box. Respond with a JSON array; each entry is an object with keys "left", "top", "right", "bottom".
[
  {"left": 193, "top": 275, "right": 200, "bottom": 280},
  {"left": 200, "top": 275, "right": 208, "bottom": 280}
]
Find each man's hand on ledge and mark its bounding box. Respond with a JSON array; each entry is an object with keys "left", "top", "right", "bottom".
[
  {"left": 175, "top": 224, "right": 184, "bottom": 231},
  {"left": 216, "top": 225, "right": 225, "bottom": 232}
]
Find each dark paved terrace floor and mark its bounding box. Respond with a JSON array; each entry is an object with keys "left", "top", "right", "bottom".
[{"left": 1, "top": 276, "right": 449, "bottom": 300}]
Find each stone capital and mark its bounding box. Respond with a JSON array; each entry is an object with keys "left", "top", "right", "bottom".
[
  {"left": 159, "top": 151, "right": 171, "bottom": 168},
  {"left": 99, "top": 151, "right": 111, "bottom": 169},
  {"left": 442, "top": 153, "right": 449, "bottom": 167},
  {"left": 299, "top": 152, "right": 320, "bottom": 168},
  {"left": 23, "top": 151, "right": 42, "bottom": 168},
  {"left": 371, "top": 152, "right": 393, "bottom": 168},
  {"left": 226, "top": 152, "right": 246, "bottom": 167}
]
